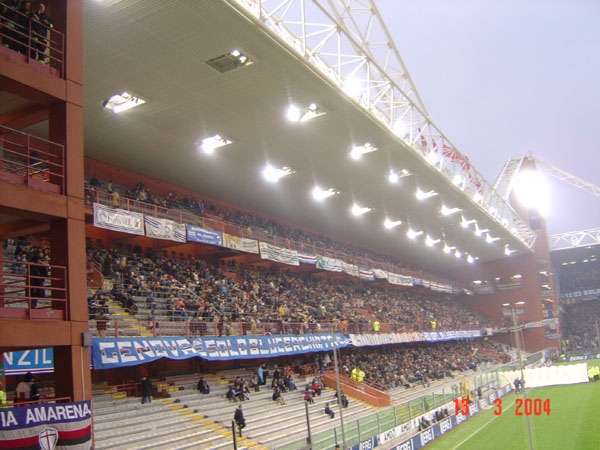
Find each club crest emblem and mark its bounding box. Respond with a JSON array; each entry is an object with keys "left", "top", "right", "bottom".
[{"left": 39, "top": 427, "right": 58, "bottom": 450}]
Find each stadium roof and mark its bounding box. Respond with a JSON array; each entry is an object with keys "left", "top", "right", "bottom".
[{"left": 0, "top": 0, "right": 537, "bottom": 276}]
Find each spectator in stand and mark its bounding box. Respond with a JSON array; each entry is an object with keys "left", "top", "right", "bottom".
[
  {"left": 272, "top": 386, "right": 286, "bottom": 405},
  {"left": 0, "top": 381, "right": 7, "bottom": 408},
  {"left": 303, "top": 386, "right": 314, "bottom": 404},
  {"left": 197, "top": 376, "right": 210, "bottom": 394},
  {"left": 28, "top": 252, "right": 48, "bottom": 309},
  {"left": 96, "top": 312, "right": 109, "bottom": 337},
  {"left": 234, "top": 405, "right": 245, "bottom": 435},
  {"left": 140, "top": 376, "right": 153, "bottom": 404},
  {"left": 324, "top": 402, "right": 335, "bottom": 419},
  {"left": 226, "top": 386, "right": 237, "bottom": 402},
  {"left": 111, "top": 190, "right": 120, "bottom": 208},
  {"left": 30, "top": 2, "right": 52, "bottom": 63},
  {"left": 89, "top": 174, "right": 101, "bottom": 189},
  {"left": 15, "top": 372, "right": 38, "bottom": 403}
]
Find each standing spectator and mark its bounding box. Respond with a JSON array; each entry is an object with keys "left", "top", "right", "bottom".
[
  {"left": 96, "top": 312, "right": 109, "bottom": 337},
  {"left": 30, "top": 2, "right": 52, "bottom": 63},
  {"left": 89, "top": 174, "right": 101, "bottom": 188},
  {"left": 28, "top": 252, "right": 48, "bottom": 309},
  {"left": 15, "top": 372, "right": 38, "bottom": 403},
  {"left": 0, "top": 381, "right": 7, "bottom": 408},
  {"left": 373, "top": 319, "right": 380, "bottom": 333},
  {"left": 140, "top": 377, "right": 153, "bottom": 404},
  {"left": 234, "top": 404, "right": 245, "bottom": 436},
  {"left": 1, "top": 0, "right": 20, "bottom": 51},
  {"left": 111, "top": 190, "right": 120, "bottom": 208}
]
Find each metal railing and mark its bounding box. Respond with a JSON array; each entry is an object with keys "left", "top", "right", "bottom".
[
  {"left": 84, "top": 186, "right": 454, "bottom": 285},
  {"left": 0, "top": 258, "right": 68, "bottom": 319},
  {"left": 88, "top": 316, "right": 473, "bottom": 339},
  {"left": 275, "top": 370, "right": 500, "bottom": 450},
  {"left": 0, "top": 1, "right": 65, "bottom": 76},
  {"left": 0, "top": 124, "right": 66, "bottom": 194}
]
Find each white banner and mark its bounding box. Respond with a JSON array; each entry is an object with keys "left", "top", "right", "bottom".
[
  {"left": 144, "top": 216, "right": 186, "bottom": 242},
  {"left": 93, "top": 203, "right": 144, "bottom": 235}
]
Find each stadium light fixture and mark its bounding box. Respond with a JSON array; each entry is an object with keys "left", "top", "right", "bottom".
[
  {"left": 441, "top": 204, "right": 461, "bottom": 216},
  {"left": 461, "top": 216, "right": 477, "bottom": 229},
  {"left": 443, "top": 244, "right": 455, "bottom": 254},
  {"left": 388, "top": 169, "right": 410, "bottom": 184},
  {"left": 200, "top": 134, "right": 232, "bottom": 154},
  {"left": 384, "top": 218, "right": 402, "bottom": 230},
  {"left": 485, "top": 234, "right": 500, "bottom": 244},
  {"left": 351, "top": 204, "right": 372, "bottom": 217},
  {"left": 406, "top": 228, "right": 423, "bottom": 240},
  {"left": 425, "top": 235, "right": 440, "bottom": 247},
  {"left": 350, "top": 142, "right": 378, "bottom": 160},
  {"left": 262, "top": 165, "right": 294, "bottom": 183},
  {"left": 286, "top": 103, "right": 326, "bottom": 123},
  {"left": 103, "top": 91, "right": 146, "bottom": 113},
  {"left": 312, "top": 186, "right": 338, "bottom": 201},
  {"left": 415, "top": 188, "right": 437, "bottom": 200},
  {"left": 474, "top": 224, "right": 489, "bottom": 237}
]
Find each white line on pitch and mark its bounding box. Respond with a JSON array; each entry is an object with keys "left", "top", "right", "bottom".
[{"left": 450, "top": 400, "right": 516, "bottom": 450}]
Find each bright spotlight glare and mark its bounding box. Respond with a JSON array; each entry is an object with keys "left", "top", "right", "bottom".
[
  {"left": 513, "top": 170, "right": 549, "bottom": 216},
  {"left": 286, "top": 105, "right": 301, "bottom": 122}
]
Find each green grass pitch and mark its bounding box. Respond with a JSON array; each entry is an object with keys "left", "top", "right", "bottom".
[{"left": 426, "top": 381, "right": 600, "bottom": 450}]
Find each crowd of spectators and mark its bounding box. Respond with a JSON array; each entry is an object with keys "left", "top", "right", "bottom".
[
  {"left": 83, "top": 175, "right": 451, "bottom": 284},
  {"left": 561, "top": 301, "right": 600, "bottom": 352},
  {"left": 336, "top": 340, "right": 511, "bottom": 390},
  {"left": 85, "top": 246, "right": 493, "bottom": 334},
  {"left": 558, "top": 258, "right": 600, "bottom": 293}
]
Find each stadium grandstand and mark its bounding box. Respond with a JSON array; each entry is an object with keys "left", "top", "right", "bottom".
[{"left": 0, "top": 1, "right": 598, "bottom": 449}]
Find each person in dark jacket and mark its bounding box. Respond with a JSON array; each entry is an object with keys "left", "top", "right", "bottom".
[
  {"left": 141, "top": 377, "right": 153, "bottom": 404},
  {"left": 28, "top": 252, "right": 48, "bottom": 308},
  {"left": 234, "top": 404, "right": 245, "bottom": 435},
  {"left": 30, "top": 2, "right": 52, "bottom": 63}
]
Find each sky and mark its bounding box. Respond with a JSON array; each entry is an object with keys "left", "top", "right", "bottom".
[{"left": 374, "top": 0, "right": 600, "bottom": 236}]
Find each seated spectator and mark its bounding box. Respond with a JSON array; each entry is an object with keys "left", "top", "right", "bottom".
[
  {"left": 226, "top": 386, "right": 237, "bottom": 402},
  {"left": 303, "top": 387, "right": 314, "bottom": 405},
  {"left": 324, "top": 402, "right": 335, "bottom": 419},
  {"left": 248, "top": 374, "right": 260, "bottom": 393},
  {"left": 272, "top": 386, "right": 285, "bottom": 405},
  {"left": 197, "top": 377, "right": 210, "bottom": 395}
]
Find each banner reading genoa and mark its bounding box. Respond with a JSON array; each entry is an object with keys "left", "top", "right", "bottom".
[
  {"left": 144, "top": 216, "right": 186, "bottom": 242},
  {"left": 0, "top": 401, "right": 92, "bottom": 450},
  {"left": 93, "top": 203, "right": 144, "bottom": 235}
]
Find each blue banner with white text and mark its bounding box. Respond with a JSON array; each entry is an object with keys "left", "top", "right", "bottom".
[{"left": 92, "top": 334, "right": 350, "bottom": 369}]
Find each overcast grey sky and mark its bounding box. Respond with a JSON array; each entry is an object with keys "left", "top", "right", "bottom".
[{"left": 375, "top": 0, "right": 600, "bottom": 236}]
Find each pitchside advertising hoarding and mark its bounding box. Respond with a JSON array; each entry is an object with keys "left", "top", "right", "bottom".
[{"left": 347, "top": 385, "right": 512, "bottom": 450}]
